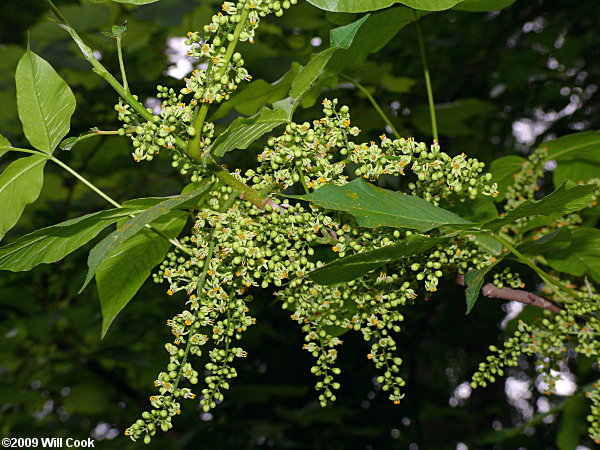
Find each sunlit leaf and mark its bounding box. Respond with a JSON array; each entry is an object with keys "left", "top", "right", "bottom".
[
  {"left": 16, "top": 49, "right": 75, "bottom": 154},
  {"left": 310, "top": 234, "right": 447, "bottom": 284},
  {"left": 97, "top": 211, "right": 187, "bottom": 338},
  {"left": 0, "top": 156, "right": 47, "bottom": 241},
  {"left": 81, "top": 185, "right": 211, "bottom": 291},
  {"left": 0, "top": 209, "right": 133, "bottom": 271},
  {"left": 483, "top": 181, "right": 597, "bottom": 231},
  {"left": 292, "top": 178, "right": 471, "bottom": 232},
  {"left": 539, "top": 131, "right": 600, "bottom": 187}
]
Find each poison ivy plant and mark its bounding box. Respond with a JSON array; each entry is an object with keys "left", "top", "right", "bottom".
[{"left": 0, "top": 0, "right": 598, "bottom": 447}]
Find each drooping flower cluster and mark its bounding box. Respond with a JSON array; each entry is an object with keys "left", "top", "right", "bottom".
[
  {"left": 471, "top": 285, "right": 600, "bottom": 443},
  {"left": 125, "top": 95, "right": 505, "bottom": 442},
  {"left": 117, "top": 1, "right": 599, "bottom": 445}
]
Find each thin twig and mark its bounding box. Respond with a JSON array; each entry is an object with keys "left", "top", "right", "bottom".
[{"left": 455, "top": 274, "right": 563, "bottom": 314}]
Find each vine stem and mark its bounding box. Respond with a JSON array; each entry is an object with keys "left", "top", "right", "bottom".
[
  {"left": 49, "top": 0, "right": 275, "bottom": 211},
  {"left": 116, "top": 36, "right": 129, "bottom": 93},
  {"left": 414, "top": 11, "right": 438, "bottom": 143},
  {"left": 187, "top": 7, "right": 251, "bottom": 160},
  {"left": 494, "top": 234, "right": 577, "bottom": 304},
  {"left": 339, "top": 73, "right": 401, "bottom": 139},
  {"left": 4, "top": 147, "right": 192, "bottom": 256},
  {"left": 48, "top": 1, "right": 158, "bottom": 124}
]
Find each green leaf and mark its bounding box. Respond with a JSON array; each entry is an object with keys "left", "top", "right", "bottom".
[
  {"left": 483, "top": 181, "right": 597, "bottom": 231},
  {"left": 327, "top": 7, "right": 417, "bottom": 73},
  {"left": 0, "top": 155, "right": 47, "bottom": 241},
  {"left": 15, "top": 49, "right": 76, "bottom": 154},
  {"left": 401, "top": 0, "right": 463, "bottom": 8},
  {"left": 545, "top": 227, "right": 600, "bottom": 283},
  {"left": 290, "top": 14, "right": 369, "bottom": 104},
  {"left": 489, "top": 155, "right": 526, "bottom": 201},
  {"left": 443, "top": 197, "right": 498, "bottom": 223},
  {"left": 306, "top": 0, "right": 461, "bottom": 12},
  {"left": 330, "top": 14, "right": 370, "bottom": 47},
  {"left": 412, "top": 98, "right": 496, "bottom": 138},
  {"left": 517, "top": 227, "right": 572, "bottom": 256},
  {"left": 472, "top": 233, "right": 503, "bottom": 255},
  {"left": 539, "top": 131, "right": 600, "bottom": 187},
  {"left": 556, "top": 394, "right": 588, "bottom": 450},
  {"left": 81, "top": 185, "right": 211, "bottom": 291},
  {"left": 210, "top": 14, "right": 370, "bottom": 157},
  {"left": 464, "top": 267, "right": 490, "bottom": 314},
  {"left": 211, "top": 99, "right": 294, "bottom": 157},
  {"left": 310, "top": 234, "right": 447, "bottom": 285},
  {"left": 0, "top": 133, "right": 10, "bottom": 158},
  {"left": 292, "top": 178, "right": 472, "bottom": 232},
  {"left": 0, "top": 209, "right": 133, "bottom": 272},
  {"left": 97, "top": 211, "right": 187, "bottom": 338},
  {"left": 453, "top": 0, "right": 516, "bottom": 11}
]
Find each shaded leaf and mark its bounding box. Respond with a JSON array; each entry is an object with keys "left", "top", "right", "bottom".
[
  {"left": 211, "top": 65, "right": 301, "bottom": 120},
  {"left": 545, "top": 227, "right": 600, "bottom": 283},
  {"left": 483, "top": 181, "right": 597, "bottom": 231},
  {"left": 292, "top": 178, "right": 471, "bottom": 232},
  {"left": 97, "top": 212, "right": 187, "bottom": 338},
  {"left": 489, "top": 155, "right": 526, "bottom": 201},
  {"left": 211, "top": 14, "right": 370, "bottom": 157},
  {"left": 540, "top": 131, "right": 600, "bottom": 187},
  {"left": 443, "top": 197, "right": 498, "bottom": 223},
  {"left": 310, "top": 234, "right": 447, "bottom": 285},
  {"left": 290, "top": 14, "right": 367, "bottom": 105},
  {"left": 0, "top": 156, "right": 47, "bottom": 241},
  {"left": 453, "top": 0, "right": 516, "bottom": 11},
  {"left": 472, "top": 233, "right": 503, "bottom": 255},
  {"left": 0, "top": 133, "right": 10, "bottom": 158},
  {"left": 412, "top": 98, "right": 496, "bottom": 138},
  {"left": 517, "top": 227, "right": 572, "bottom": 256},
  {"left": 464, "top": 267, "right": 489, "bottom": 314},
  {"left": 330, "top": 14, "right": 370, "bottom": 47},
  {"left": 81, "top": 185, "right": 211, "bottom": 291},
  {"left": 0, "top": 209, "right": 133, "bottom": 272},
  {"left": 327, "top": 7, "right": 418, "bottom": 73},
  {"left": 16, "top": 49, "right": 76, "bottom": 154},
  {"left": 211, "top": 99, "right": 294, "bottom": 157}
]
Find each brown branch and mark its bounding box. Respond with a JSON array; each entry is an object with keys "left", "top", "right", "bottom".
[{"left": 455, "top": 274, "right": 563, "bottom": 314}]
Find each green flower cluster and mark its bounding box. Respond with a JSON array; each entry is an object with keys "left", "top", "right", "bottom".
[
  {"left": 115, "top": 0, "right": 296, "bottom": 167},
  {"left": 248, "top": 98, "right": 498, "bottom": 205},
  {"left": 471, "top": 284, "right": 599, "bottom": 442},
  {"left": 492, "top": 267, "right": 524, "bottom": 289},
  {"left": 588, "top": 384, "right": 600, "bottom": 444},
  {"left": 119, "top": 0, "right": 596, "bottom": 445},
  {"left": 504, "top": 148, "right": 547, "bottom": 212}
]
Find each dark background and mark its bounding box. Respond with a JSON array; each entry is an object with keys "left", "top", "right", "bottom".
[{"left": 0, "top": 0, "right": 598, "bottom": 448}]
